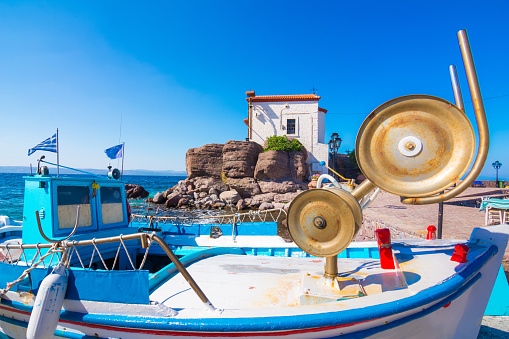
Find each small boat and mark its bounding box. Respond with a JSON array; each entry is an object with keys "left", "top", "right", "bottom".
[{"left": 0, "top": 29, "right": 506, "bottom": 339}]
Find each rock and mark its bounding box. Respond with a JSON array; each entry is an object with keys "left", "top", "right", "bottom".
[
  {"left": 259, "top": 202, "right": 274, "bottom": 211},
  {"left": 186, "top": 143, "right": 224, "bottom": 179},
  {"left": 273, "top": 202, "right": 286, "bottom": 210},
  {"left": 209, "top": 194, "right": 219, "bottom": 202},
  {"left": 199, "top": 192, "right": 208, "bottom": 198},
  {"left": 254, "top": 150, "right": 289, "bottom": 180},
  {"left": 219, "top": 190, "right": 241, "bottom": 204},
  {"left": 236, "top": 199, "right": 247, "bottom": 210},
  {"left": 193, "top": 192, "right": 200, "bottom": 200},
  {"left": 212, "top": 201, "right": 226, "bottom": 208},
  {"left": 172, "top": 180, "right": 188, "bottom": 194},
  {"left": 225, "top": 177, "right": 261, "bottom": 198},
  {"left": 222, "top": 140, "right": 263, "bottom": 178},
  {"left": 125, "top": 184, "right": 149, "bottom": 199},
  {"left": 162, "top": 188, "right": 173, "bottom": 198},
  {"left": 165, "top": 192, "right": 182, "bottom": 207},
  {"left": 245, "top": 193, "right": 276, "bottom": 207},
  {"left": 177, "top": 198, "right": 190, "bottom": 208},
  {"left": 152, "top": 192, "right": 166, "bottom": 204},
  {"left": 273, "top": 192, "right": 300, "bottom": 203},
  {"left": 209, "top": 188, "right": 219, "bottom": 196},
  {"left": 258, "top": 179, "right": 298, "bottom": 194},
  {"left": 191, "top": 176, "right": 229, "bottom": 193},
  {"left": 289, "top": 151, "right": 309, "bottom": 182}
]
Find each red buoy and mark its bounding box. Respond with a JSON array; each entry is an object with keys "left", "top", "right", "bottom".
[
  {"left": 451, "top": 244, "right": 469, "bottom": 263},
  {"left": 427, "top": 225, "right": 437, "bottom": 240},
  {"left": 375, "top": 228, "right": 396, "bottom": 269}
]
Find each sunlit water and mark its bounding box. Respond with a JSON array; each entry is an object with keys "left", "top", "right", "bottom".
[{"left": 0, "top": 172, "right": 188, "bottom": 221}]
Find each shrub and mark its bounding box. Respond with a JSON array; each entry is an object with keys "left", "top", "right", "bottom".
[{"left": 264, "top": 135, "right": 302, "bottom": 152}]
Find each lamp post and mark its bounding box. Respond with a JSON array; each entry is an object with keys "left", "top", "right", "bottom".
[
  {"left": 492, "top": 160, "right": 502, "bottom": 187},
  {"left": 328, "top": 133, "right": 342, "bottom": 178}
]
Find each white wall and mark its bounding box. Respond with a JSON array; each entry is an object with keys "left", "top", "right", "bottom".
[{"left": 250, "top": 100, "right": 328, "bottom": 174}]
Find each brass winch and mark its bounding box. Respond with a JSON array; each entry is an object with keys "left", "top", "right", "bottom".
[{"left": 287, "top": 29, "right": 489, "bottom": 280}]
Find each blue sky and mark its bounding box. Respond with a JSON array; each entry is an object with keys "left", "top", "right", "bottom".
[{"left": 0, "top": 1, "right": 508, "bottom": 180}]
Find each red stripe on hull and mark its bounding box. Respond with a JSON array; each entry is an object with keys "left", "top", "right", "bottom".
[{"left": 0, "top": 304, "right": 378, "bottom": 337}]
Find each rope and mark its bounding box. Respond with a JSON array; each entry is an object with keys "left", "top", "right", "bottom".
[
  {"left": 138, "top": 234, "right": 155, "bottom": 270},
  {"left": 0, "top": 243, "right": 58, "bottom": 297}
]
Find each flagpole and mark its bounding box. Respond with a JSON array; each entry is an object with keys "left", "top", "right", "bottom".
[
  {"left": 121, "top": 142, "right": 125, "bottom": 180},
  {"left": 56, "top": 128, "right": 60, "bottom": 177}
]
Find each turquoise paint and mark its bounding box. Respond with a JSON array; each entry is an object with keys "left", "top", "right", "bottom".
[
  {"left": 484, "top": 265, "right": 509, "bottom": 316},
  {"left": 21, "top": 174, "right": 130, "bottom": 264}
]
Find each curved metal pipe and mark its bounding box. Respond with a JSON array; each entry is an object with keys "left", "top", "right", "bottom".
[
  {"left": 401, "top": 29, "right": 489, "bottom": 205},
  {"left": 352, "top": 179, "right": 377, "bottom": 201},
  {"left": 36, "top": 206, "right": 80, "bottom": 243},
  {"left": 316, "top": 174, "right": 341, "bottom": 189}
]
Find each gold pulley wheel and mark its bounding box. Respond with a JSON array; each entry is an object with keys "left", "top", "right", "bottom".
[
  {"left": 356, "top": 95, "right": 475, "bottom": 197},
  {"left": 287, "top": 188, "right": 362, "bottom": 257}
]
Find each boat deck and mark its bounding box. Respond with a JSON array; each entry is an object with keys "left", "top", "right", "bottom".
[{"left": 149, "top": 238, "right": 489, "bottom": 319}]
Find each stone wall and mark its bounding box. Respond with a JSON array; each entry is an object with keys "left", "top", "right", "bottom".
[{"left": 353, "top": 215, "right": 425, "bottom": 242}]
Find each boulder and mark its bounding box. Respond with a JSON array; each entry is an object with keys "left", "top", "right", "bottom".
[
  {"left": 177, "top": 198, "right": 190, "bottom": 208},
  {"left": 186, "top": 143, "right": 224, "bottom": 179},
  {"left": 225, "top": 177, "right": 261, "bottom": 198},
  {"left": 162, "top": 187, "right": 173, "bottom": 198},
  {"left": 222, "top": 140, "right": 263, "bottom": 178},
  {"left": 273, "top": 202, "right": 286, "bottom": 210},
  {"left": 254, "top": 150, "right": 289, "bottom": 180},
  {"left": 125, "top": 184, "right": 149, "bottom": 199},
  {"left": 259, "top": 202, "right": 274, "bottom": 211},
  {"left": 191, "top": 176, "right": 229, "bottom": 193},
  {"left": 165, "top": 192, "right": 182, "bottom": 207},
  {"left": 289, "top": 151, "right": 309, "bottom": 182},
  {"left": 244, "top": 193, "right": 276, "bottom": 207},
  {"left": 236, "top": 199, "right": 247, "bottom": 210},
  {"left": 273, "top": 192, "right": 300, "bottom": 203},
  {"left": 212, "top": 201, "right": 226, "bottom": 208},
  {"left": 219, "top": 190, "right": 241, "bottom": 204},
  {"left": 172, "top": 180, "right": 188, "bottom": 194},
  {"left": 152, "top": 192, "right": 166, "bottom": 204},
  {"left": 258, "top": 179, "right": 298, "bottom": 194}
]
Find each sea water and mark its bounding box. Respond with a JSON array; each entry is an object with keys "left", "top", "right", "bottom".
[{"left": 0, "top": 172, "right": 187, "bottom": 221}]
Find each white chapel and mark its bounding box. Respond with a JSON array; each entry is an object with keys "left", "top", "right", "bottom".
[{"left": 244, "top": 91, "right": 329, "bottom": 175}]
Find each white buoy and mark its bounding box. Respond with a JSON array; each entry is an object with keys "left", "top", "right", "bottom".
[{"left": 27, "top": 264, "right": 68, "bottom": 339}]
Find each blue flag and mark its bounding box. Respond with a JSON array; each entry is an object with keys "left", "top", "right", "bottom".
[
  {"left": 28, "top": 134, "right": 57, "bottom": 156},
  {"left": 105, "top": 144, "right": 124, "bottom": 159}
]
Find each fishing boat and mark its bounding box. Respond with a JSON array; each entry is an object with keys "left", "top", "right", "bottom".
[{"left": 1, "top": 29, "right": 507, "bottom": 339}]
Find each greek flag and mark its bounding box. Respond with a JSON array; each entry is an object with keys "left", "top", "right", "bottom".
[
  {"left": 28, "top": 134, "right": 57, "bottom": 156},
  {"left": 105, "top": 144, "right": 124, "bottom": 159}
]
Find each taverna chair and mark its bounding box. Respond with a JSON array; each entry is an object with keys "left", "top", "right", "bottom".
[{"left": 483, "top": 196, "right": 507, "bottom": 225}]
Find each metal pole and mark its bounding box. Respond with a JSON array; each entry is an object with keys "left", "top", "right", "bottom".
[
  {"left": 449, "top": 65, "right": 465, "bottom": 112},
  {"left": 437, "top": 191, "right": 444, "bottom": 239},
  {"left": 121, "top": 142, "right": 125, "bottom": 180},
  {"left": 56, "top": 128, "right": 60, "bottom": 177}
]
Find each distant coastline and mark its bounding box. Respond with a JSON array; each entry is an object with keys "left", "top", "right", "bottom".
[{"left": 0, "top": 166, "right": 187, "bottom": 177}]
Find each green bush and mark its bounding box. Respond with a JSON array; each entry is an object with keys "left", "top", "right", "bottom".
[{"left": 264, "top": 135, "right": 302, "bottom": 152}]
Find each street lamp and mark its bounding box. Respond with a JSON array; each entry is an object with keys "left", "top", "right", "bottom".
[
  {"left": 328, "top": 133, "right": 342, "bottom": 177},
  {"left": 492, "top": 160, "right": 502, "bottom": 187}
]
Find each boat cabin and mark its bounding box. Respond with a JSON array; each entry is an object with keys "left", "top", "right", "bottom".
[
  {"left": 19, "top": 168, "right": 139, "bottom": 269},
  {"left": 22, "top": 169, "right": 132, "bottom": 245}
]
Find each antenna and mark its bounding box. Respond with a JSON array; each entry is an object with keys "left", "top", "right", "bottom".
[{"left": 310, "top": 86, "right": 317, "bottom": 95}]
